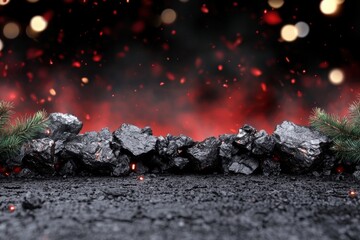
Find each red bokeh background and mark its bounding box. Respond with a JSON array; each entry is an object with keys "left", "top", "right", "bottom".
[{"left": 1, "top": 0, "right": 360, "bottom": 140}]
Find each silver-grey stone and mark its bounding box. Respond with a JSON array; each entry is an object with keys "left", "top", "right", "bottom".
[
  {"left": 38, "top": 113, "right": 83, "bottom": 141},
  {"left": 273, "top": 121, "right": 330, "bottom": 173},
  {"left": 113, "top": 124, "right": 157, "bottom": 157},
  {"left": 228, "top": 154, "right": 259, "bottom": 175}
]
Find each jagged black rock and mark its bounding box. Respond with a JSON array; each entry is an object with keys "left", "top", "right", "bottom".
[{"left": 1, "top": 112, "right": 340, "bottom": 178}]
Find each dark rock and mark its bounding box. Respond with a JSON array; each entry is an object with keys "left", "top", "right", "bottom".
[
  {"left": 188, "top": 137, "right": 220, "bottom": 171},
  {"left": 353, "top": 171, "right": 360, "bottom": 180},
  {"left": 63, "top": 128, "right": 130, "bottom": 176},
  {"left": 141, "top": 126, "right": 153, "bottom": 136},
  {"left": 16, "top": 168, "right": 36, "bottom": 178},
  {"left": 38, "top": 113, "right": 83, "bottom": 141},
  {"left": 155, "top": 135, "right": 194, "bottom": 171},
  {"left": 113, "top": 124, "right": 157, "bottom": 157},
  {"left": 58, "top": 160, "right": 77, "bottom": 176},
  {"left": 320, "top": 154, "right": 338, "bottom": 173},
  {"left": 172, "top": 157, "right": 190, "bottom": 170},
  {"left": 252, "top": 130, "right": 276, "bottom": 155},
  {"left": 219, "top": 141, "right": 235, "bottom": 160},
  {"left": 234, "top": 125, "right": 257, "bottom": 151},
  {"left": 171, "top": 134, "right": 195, "bottom": 149},
  {"left": 112, "top": 155, "right": 131, "bottom": 176},
  {"left": 226, "top": 154, "right": 259, "bottom": 175},
  {"left": 22, "top": 191, "right": 44, "bottom": 210},
  {"left": 21, "top": 138, "right": 63, "bottom": 174},
  {"left": 131, "top": 161, "right": 149, "bottom": 174},
  {"left": 218, "top": 134, "right": 237, "bottom": 143},
  {"left": 261, "top": 158, "right": 281, "bottom": 176},
  {"left": 273, "top": 121, "right": 330, "bottom": 174},
  {"left": 218, "top": 134, "right": 238, "bottom": 173}
]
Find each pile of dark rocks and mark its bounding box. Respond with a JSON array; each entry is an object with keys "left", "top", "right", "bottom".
[{"left": 3, "top": 113, "right": 344, "bottom": 177}]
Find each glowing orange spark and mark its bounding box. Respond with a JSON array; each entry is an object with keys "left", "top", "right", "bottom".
[
  {"left": 349, "top": 189, "right": 357, "bottom": 198},
  {"left": 8, "top": 204, "right": 16, "bottom": 212},
  {"left": 261, "top": 83, "right": 267, "bottom": 92},
  {"left": 131, "top": 163, "right": 136, "bottom": 171}
]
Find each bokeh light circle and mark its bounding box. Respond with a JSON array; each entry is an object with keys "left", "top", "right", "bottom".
[
  {"left": 0, "top": 0, "right": 10, "bottom": 6},
  {"left": 281, "top": 24, "right": 298, "bottom": 42},
  {"left": 295, "top": 21, "right": 310, "bottom": 38},
  {"left": 161, "top": 9, "right": 177, "bottom": 25},
  {"left": 329, "top": 68, "right": 345, "bottom": 85},
  {"left": 268, "top": 0, "right": 284, "bottom": 9},
  {"left": 320, "top": 0, "right": 339, "bottom": 15},
  {"left": 3, "top": 22, "right": 20, "bottom": 39},
  {"left": 30, "top": 15, "right": 48, "bottom": 32}
]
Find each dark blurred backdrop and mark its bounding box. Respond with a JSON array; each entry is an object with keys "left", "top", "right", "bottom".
[{"left": 1, "top": 0, "right": 360, "bottom": 139}]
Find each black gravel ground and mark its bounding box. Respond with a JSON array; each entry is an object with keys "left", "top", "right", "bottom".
[{"left": 1, "top": 174, "right": 360, "bottom": 240}]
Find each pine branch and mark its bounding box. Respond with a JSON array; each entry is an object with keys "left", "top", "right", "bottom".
[
  {"left": 310, "top": 96, "right": 360, "bottom": 165},
  {"left": 309, "top": 108, "right": 357, "bottom": 141},
  {"left": 348, "top": 99, "right": 360, "bottom": 127},
  {"left": 333, "top": 139, "right": 360, "bottom": 164},
  {"left": 9, "top": 110, "right": 48, "bottom": 142},
  {"left": 0, "top": 135, "right": 22, "bottom": 158},
  {"left": 0, "top": 101, "right": 14, "bottom": 134}
]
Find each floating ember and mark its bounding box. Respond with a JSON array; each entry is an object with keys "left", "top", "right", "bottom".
[
  {"left": 8, "top": 204, "right": 16, "bottom": 213},
  {"left": 349, "top": 189, "right": 357, "bottom": 198}
]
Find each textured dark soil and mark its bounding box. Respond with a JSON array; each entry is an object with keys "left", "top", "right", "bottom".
[{"left": 1, "top": 174, "right": 360, "bottom": 240}]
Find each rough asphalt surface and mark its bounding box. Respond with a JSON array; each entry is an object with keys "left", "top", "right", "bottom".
[{"left": 1, "top": 174, "right": 360, "bottom": 240}]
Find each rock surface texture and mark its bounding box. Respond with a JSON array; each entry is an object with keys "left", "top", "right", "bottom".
[
  {"left": 273, "top": 121, "right": 331, "bottom": 174},
  {"left": 0, "top": 113, "right": 342, "bottom": 177}
]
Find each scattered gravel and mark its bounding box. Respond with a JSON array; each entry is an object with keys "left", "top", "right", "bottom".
[{"left": 1, "top": 174, "right": 360, "bottom": 240}]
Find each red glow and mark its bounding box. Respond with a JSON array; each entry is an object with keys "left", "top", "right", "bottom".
[
  {"left": 201, "top": 4, "right": 209, "bottom": 14},
  {"left": 131, "top": 163, "right": 136, "bottom": 171},
  {"left": 13, "top": 166, "right": 22, "bottom": 174},
  {"left": 251, "top": 67, "right": 262, "bottom": 77},
  {"left": 27, "top": 49, "right": 44, "bottom": 59},
  {"left": 132, "top": 21, "right": 145, "bottom": 33},
  {"left": 336, "top": 165, "right": 344, "bottom": 173},
  {"left": 263, "top": 11, "right": 282, "bottom": 25},
  {"left": 261, "top": 83, "right": 267, "bottom": 92},
  {"left": 72, "top": 61, "right": 81, "bottom": 68}
]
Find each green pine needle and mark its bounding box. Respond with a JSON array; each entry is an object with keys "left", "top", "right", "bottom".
[
  {"left": 0, "top": 100, "right": 48, "bottom": 162},
  {"left": 310, "top": 97, "right": 360, "bottom": 164},
  {"left": 0, "top": 101, "right": 14, "bottom": 134},
  {"left": 9, "top": 110, "right": 48, "bottom": 142}
]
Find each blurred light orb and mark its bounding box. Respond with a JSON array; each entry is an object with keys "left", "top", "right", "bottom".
[
  {"left": 30, "top": 15, "right": 48, "bottom": 32},
  {"left": 161, "top": 9, "right": 177, "bottom": 25},
  {"left": 0, "top": 0, "right": 10, "bottom": 6},
  {"left": 320, "top": 0, "right": 339, "bottom": 15},
  {"left": 27, "top": 0, "right": 39, "bottom": 2},
  {"left": 49, "top": 88, "right": 56, "bottom": 96},
  {"left": 3, "top": 22, "right": 20, "bottom": 39},
  {"left": 0, "top": 39, "right": 3, "bottom": 51},
  {"left": 26, "top": 25, "right": 39, "bottom": 38},
  {"left": 329, "top": 68, "right": 345, "bottom": 85},
  {"left": 268, "top": 0, "right": 284, "bottom": 9},
  {"left": 81, "top": 77, "right": 89, "bottom": 84},
  {"left": 280, "top": 24, "right": 298, "bottom": 42},
  {"left": 295, "top": 21, "right": 310, "bottom": 38},
  {"left": 336, "top": 0, "right": 345, "bottom": 4}
]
